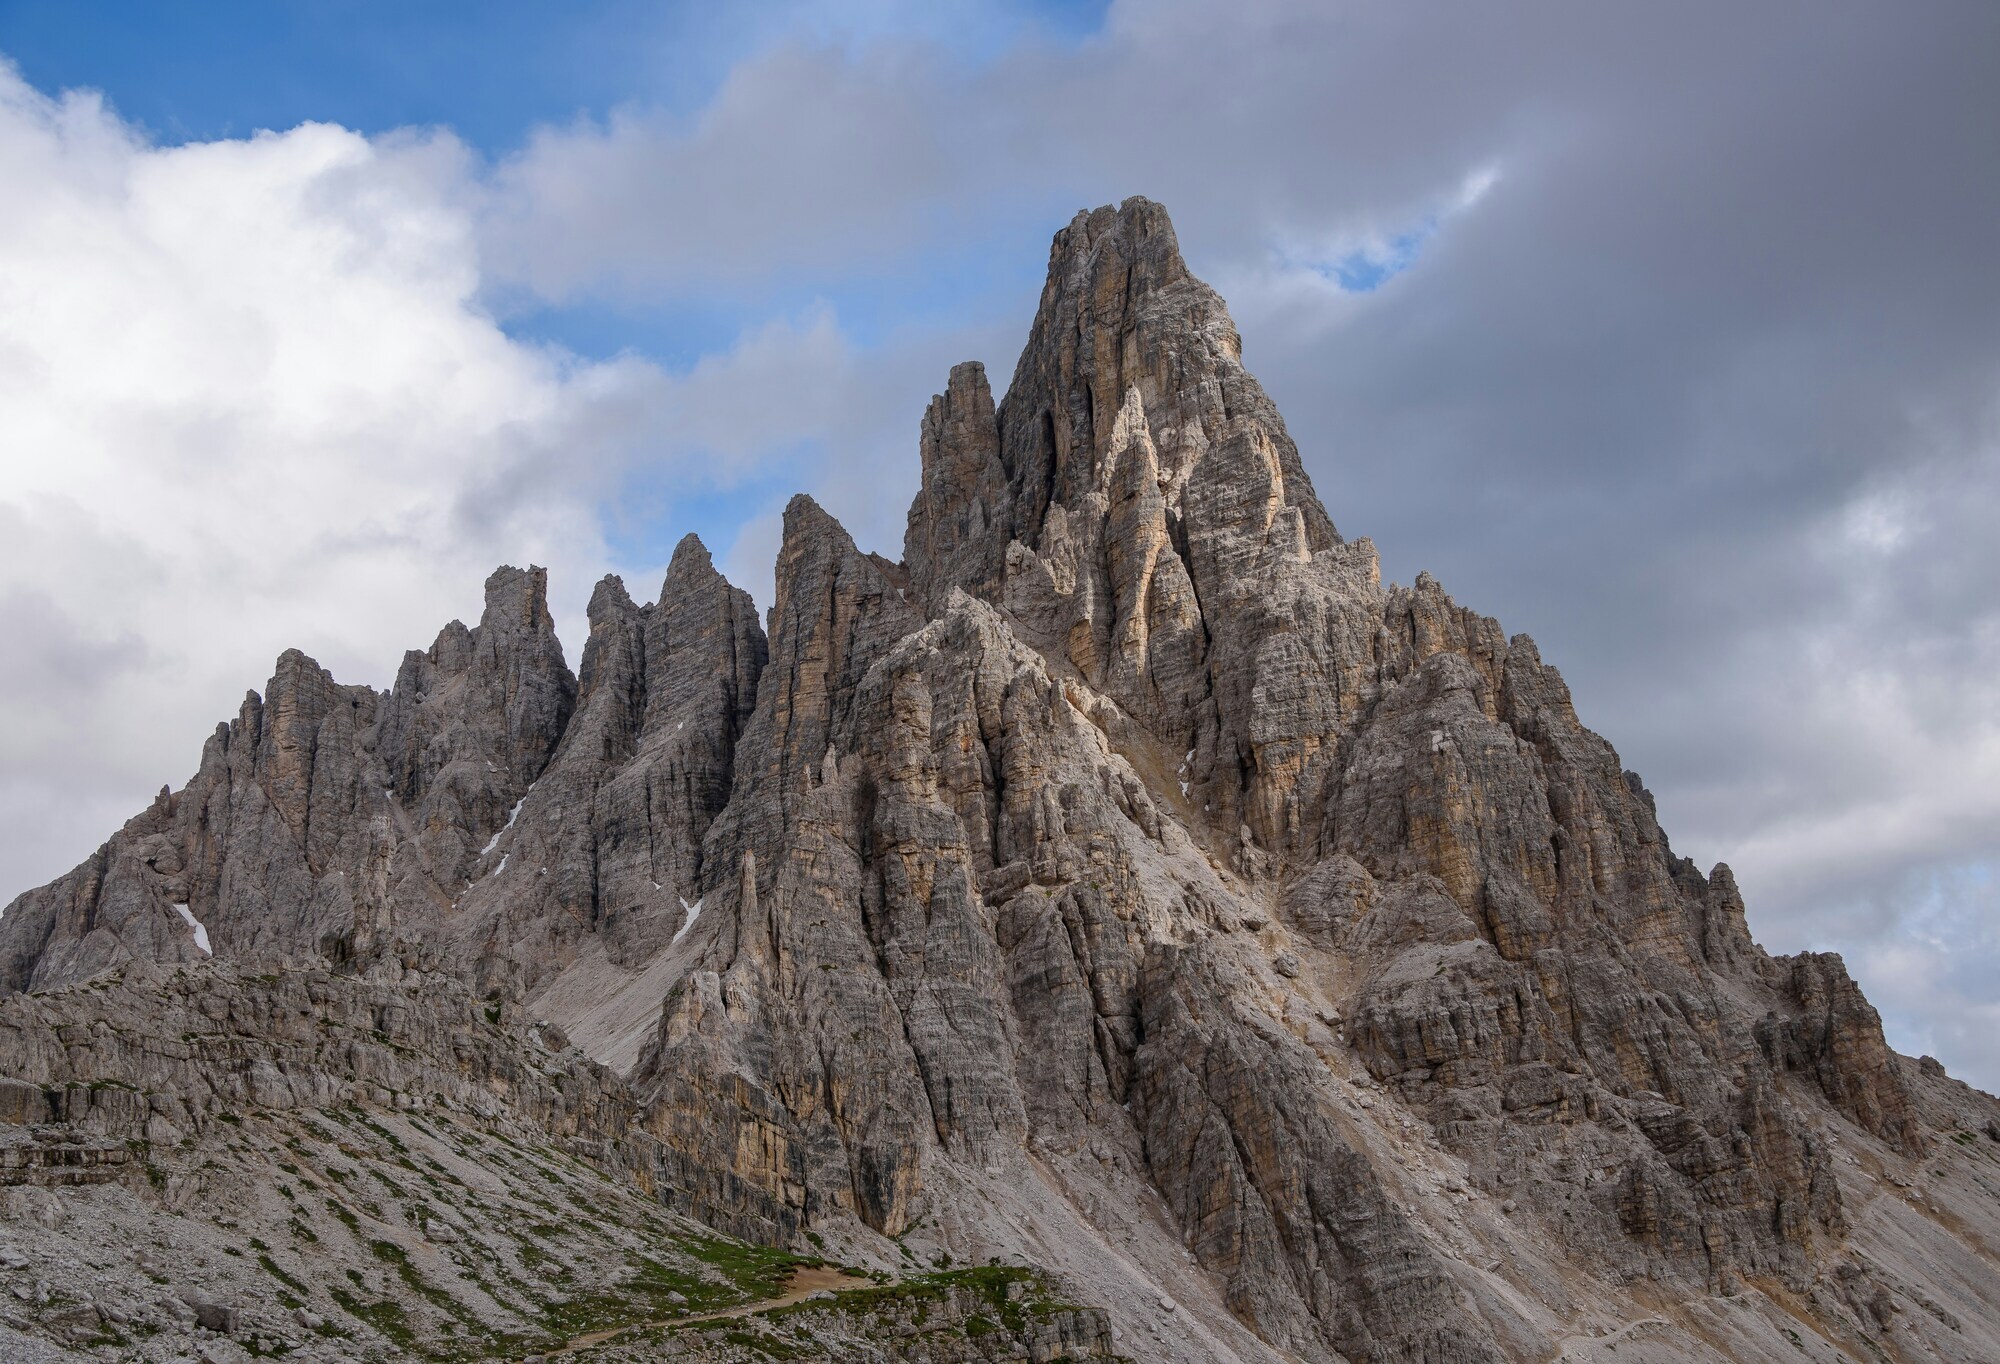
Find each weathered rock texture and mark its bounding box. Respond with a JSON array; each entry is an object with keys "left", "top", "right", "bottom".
[{"left": 2, "top": 197, "right": 1996, "bottom": 1364}]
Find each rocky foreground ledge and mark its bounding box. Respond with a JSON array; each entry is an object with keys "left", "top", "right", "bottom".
[{"left": 0, "top": 963, "right": 1123, "bottom": 1362}]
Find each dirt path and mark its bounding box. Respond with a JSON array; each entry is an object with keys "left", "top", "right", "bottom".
[{"left": 549, "top": 1265, "right": 869, "bottom": 1356}]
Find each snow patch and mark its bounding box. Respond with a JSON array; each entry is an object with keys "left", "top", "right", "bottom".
[
  {"left": 672, "top": 897, "right": 704, "bottom": 948},
  {"left": 494, "top": 855, "right": 509, "bottom": 876},
  {"left": 171, "top": 903, "right": 212, "bottom": 956},
  {"left": 480, "top": 791, "right": 529, "bottom": 856}
]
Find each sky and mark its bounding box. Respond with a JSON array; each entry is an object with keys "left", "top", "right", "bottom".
[{"left": 0, "top": 1, "right": 1995, "bottom": 1089}]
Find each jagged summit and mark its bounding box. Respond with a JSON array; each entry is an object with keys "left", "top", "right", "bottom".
[
  {"left": 907, "top": 196, "right": 1337, "bottom": 612},
  {"left": 0, "top": 200, "right": 1996, "bottom": 1364},
  {"left": 909, "top": 195, "right": 1382, "bottom": 858}
]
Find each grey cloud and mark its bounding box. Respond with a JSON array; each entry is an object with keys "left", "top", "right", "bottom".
[
  {"left": 0, "top": 585, "right": 156, "bottom": 927},
  {"left": 1184, "top": 5, "right": 2000, "bottom": 1084},
  {"left": 0, "top": 586, "right": 146, "bottom": 674},
  {"left": 0, "top": 586, "right": 150, "bottom": 755},
  {"left": 483, "top": 44, "right": 1001, "bottom": 299}
]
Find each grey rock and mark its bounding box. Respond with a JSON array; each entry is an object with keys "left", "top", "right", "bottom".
[
  {"left": 0, "top": 566, "right": 577, "bottom": 991},
  {"left": 0, "top": 196, "right": 1993, "bottom": 1364},
  {"left": 188, "top": 1298, "right": 238, "bottom": 1334}
]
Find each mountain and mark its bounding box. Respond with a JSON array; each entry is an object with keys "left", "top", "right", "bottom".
[{"left": 0, "top": 198, "right": 1995, "bottom": 1364}]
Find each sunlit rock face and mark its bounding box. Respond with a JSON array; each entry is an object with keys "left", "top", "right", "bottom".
[{"left": 3, "top": 198, "right": 1996, "bottom": 1364}]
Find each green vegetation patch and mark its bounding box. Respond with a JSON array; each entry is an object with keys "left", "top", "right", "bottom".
[
  {"left": 331, "top": 1286, "right": 416, "bottom": 1351},
  {"left": 533, "top": 1250, "right": 728, "bottom": 1339},
  {"left": 714, "top": 1324, "right": 808, "bottom": 1359},
  {"left": 680, "top": 1232, "right": 818, "bottom": 1302},
  {"left": 368, "top": 1239, "right": 479, "bottom": 1326},
  {"left": 766, "top": 1265, "right": 1072, "bottom": 1339}
]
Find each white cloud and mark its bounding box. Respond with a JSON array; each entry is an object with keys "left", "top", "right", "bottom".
[
  {"left": 0, "top": 59, "right": 980, "bottom": 906},
  {"left": 0, "top": 65, "right": 668, "bottom": 894}
]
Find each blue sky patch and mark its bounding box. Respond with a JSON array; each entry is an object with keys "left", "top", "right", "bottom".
[
  {"left": 1319, "top": 219, "right": 1439, "bottom": 293},
  {"left": 0, "top": 0, "right": 1109, "bottom": 151}
]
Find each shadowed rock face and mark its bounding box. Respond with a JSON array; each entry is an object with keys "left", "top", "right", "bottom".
[
  {"left": 0, "top": 566, "right": 579, "bottom": 994},
  {"left": 4, "top": 198, "right": 1996, "bottom": 1364},
  {"left": 0, "top": 548, "right": 761, "bottom": 1003}
]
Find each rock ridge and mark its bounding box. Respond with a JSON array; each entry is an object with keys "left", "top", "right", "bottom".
[{"left": 1, "top": 196, "right": 1996, "bottom": 1364}]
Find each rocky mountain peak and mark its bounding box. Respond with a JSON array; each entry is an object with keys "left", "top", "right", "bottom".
[
  {"left": 906, "top": 198, "right": 1382, "bottom": 860},
  {"left": 905, "top": 196, "right": 1338, "bottom": 617},
  {"left": 663, "top": 529, "right": 718, "bottom": 588},
  {"left": 0, "top": 200, "right": 1995, "bottom": 1364},
  {"left": 481, "top": 561, "right": 559, "bottom": 636}
]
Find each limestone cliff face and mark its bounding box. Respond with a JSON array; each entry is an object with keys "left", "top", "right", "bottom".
[
  {"left": 440, "top": 536, "right": 767, "bottom": 999},
  {"left": 0, "top": 567, "right": 576, "bottom": 994},
  {"left": 3, "top": 198, "right": 1996, "bottom": 1364},
  {"left": 907, "top": 201, "right": 1373, "bottom": 860},
  {"left": 0, "top": 548, "right": 759, "bottom": 1004}
]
